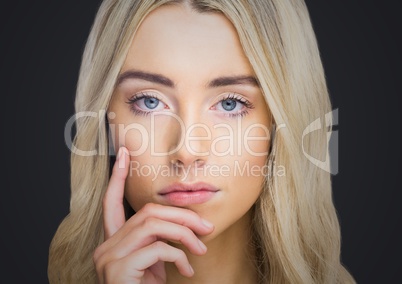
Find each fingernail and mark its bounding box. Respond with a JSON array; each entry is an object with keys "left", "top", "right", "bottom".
[
  {"left": 201, "top": 218, "right": 213, "bottom": 229},
  {"left": 117, "top": 147, "right": 122, "bottom": 160},
  {"left": 188, "top": 264, "right": 194, "bottom": 275},
  {"left": 198, "top": 239, "right": 207, "bottom": 252},
  {"left": 116, "top": 147, "right": 126, "bottom": 169}
]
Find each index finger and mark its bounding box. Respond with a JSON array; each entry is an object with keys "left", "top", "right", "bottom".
[{"left": 103, "top": 147, "right": 130, "bottom": 239}]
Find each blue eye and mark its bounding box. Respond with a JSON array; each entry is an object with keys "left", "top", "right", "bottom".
[
  {"left": 144, "top": 97, "right": 160, "bottom": 109},
  {"left": 221, "top": 99, "right": 237, "bottom": 111},
  {"left": 127, "top": 93, "right": 167, "bottom": 115},
  {"left": 212, "top": 93, "right": 255, "bottom": 117},
  {"left": 215, "top": 95, "right": 249, "bottom": 113}
]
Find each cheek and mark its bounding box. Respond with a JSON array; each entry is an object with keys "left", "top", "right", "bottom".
[
  {"left": 242, "top": 121, "right": 271, "bottom": 156},
  {"left": 227, "top": 153, "right": 266, "bottom": 203},
  {"left": 112, "top": 121, "right": 150, "bottom": 156},
  {"left": 115, "top": 114, "right": 183, "bottom": 156},
  {"left": 108, "top": 100, "right": 151, "bottom": 155},
  {"left": 124, "top": 157, "right": 155, "bottom": 212},
  {"left": 120, "top": 128, "right": 159, "bottom": 212}
]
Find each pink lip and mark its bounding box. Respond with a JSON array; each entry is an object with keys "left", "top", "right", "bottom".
[{"left": 159, "top": 182, "right": 219, "bottom": 206}]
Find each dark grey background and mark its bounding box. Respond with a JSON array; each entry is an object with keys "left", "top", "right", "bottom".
[{"left": 1, "top": 0, "right": 400, "bottom": 283}]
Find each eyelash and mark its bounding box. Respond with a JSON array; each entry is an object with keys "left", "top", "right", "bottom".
[
  {"left": 126, "top": 92, "right": 163, "bottom": 116},
  {"left": 126, "top": 92, "right": 255, "bottom": 117},
  {"left": 219, "top": 93, "right": 255, "bottom": 117}
]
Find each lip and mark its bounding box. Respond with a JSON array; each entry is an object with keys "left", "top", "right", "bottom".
[{"left": 158, "top": 182, "right": 219, "bottom": 206}]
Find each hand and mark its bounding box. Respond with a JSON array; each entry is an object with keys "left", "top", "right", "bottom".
[{"left": 93, "top": 147, "right": 214, "bottom": 283}]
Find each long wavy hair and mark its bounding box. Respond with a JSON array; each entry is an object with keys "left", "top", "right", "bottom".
[{"left": 48, "top": 0, "right": 355, "bottom": 283}]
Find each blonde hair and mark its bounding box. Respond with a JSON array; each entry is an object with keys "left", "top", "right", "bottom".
[{"left": 48, "top": 0, "right": 355, "bottom": 283}]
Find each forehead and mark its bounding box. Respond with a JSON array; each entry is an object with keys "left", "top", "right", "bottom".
[{"left": 121, "top": 4, "right": 254, "bottom": 82}]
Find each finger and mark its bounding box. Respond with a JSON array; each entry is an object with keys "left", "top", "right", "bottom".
[
  {"left": 98, "top": 203, "right": 214, "bottom": 255},
  {"left": 94, "top": 216, "right": 208, "bottom": 267},
  {"left": 132, "top": 241, "right": 194, "bottom": 277},
  {"left": 131, "top": 203, "right": 215, "bottom": 236},
  {"left": 105, "top": 217, "right": 208, "bottom": 263},
  {"left": 98, "top": 203, "right": 214, "bottom": 256},
  {"left": 103, "top": 241, "right": 194, "bottom": 282},
  {"left": 103, "top": 146, "right": 130, "bottom": 239}
]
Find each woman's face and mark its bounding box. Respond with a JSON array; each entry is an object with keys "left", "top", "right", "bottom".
[{"left": 108, "top": 4, "right": 271, "bottom": 240}]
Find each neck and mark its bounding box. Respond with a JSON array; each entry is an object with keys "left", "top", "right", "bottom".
[{"left": 165, "top": 209, "right": 258, "bottom": 284}]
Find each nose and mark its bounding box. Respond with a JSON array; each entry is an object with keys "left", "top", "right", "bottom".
[{"left": 167, "top": 111, "right": 211, "bottom": 169}]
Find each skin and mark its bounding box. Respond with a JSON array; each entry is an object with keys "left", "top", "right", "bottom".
[{"left": 95, "top": 3, "right": 272, "bottom": 284}]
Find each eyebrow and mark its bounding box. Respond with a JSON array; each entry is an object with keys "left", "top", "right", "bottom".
[
  {"left": 116, "top": 70, "right": 259, "bottom": 88},
  {"left": 208, "top": 75, "right": 259, "bottom": 87},
  {"left": 116, "top": 70, "right": 175, "bottom": 87}
]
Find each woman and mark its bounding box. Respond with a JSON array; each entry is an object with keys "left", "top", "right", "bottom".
[{"left": 49, "top": 0, "right": 355, "bottom": 283}]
